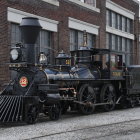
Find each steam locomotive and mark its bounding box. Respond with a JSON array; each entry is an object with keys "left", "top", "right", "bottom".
[{"left": 1, "top": 17, "right": 140, "bottom": 124}]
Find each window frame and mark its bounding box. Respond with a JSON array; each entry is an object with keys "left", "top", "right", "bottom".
[
  {"left": 10, "top": 23, "right": 52, "bottom": 63},
  {"left": 106, "top": 9, "right": 133, "bottom": 34},
  {"left": 70, "top": 29, "right": 95, "bottom": 51},
  {"left": 41, "top": 0, "right": 59, "bottom": 6},
  {"left": 68, "top": 0, "right": 100, "bottom": 13},
  {"left": 79, "top": 0, "right": 96, "bottom": 7},
  {"left": 106, "top": 32, "right": 133, "bottom": 65}
]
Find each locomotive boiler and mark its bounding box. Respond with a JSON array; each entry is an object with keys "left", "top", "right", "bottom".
[{"left": 1, "top": 17, "right": 140, "bottom": 124}]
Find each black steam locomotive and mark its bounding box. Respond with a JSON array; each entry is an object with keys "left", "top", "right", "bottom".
[{"left": 0, "top": 17, "right": 140, "bottom": 124}]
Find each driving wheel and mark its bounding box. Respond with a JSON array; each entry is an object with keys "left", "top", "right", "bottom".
[
  {"left": 78, "top": 84, "right": 96, "bottom": 115},
  {"left": 100, "top": 84, "right": 116, "bottom": 111}
]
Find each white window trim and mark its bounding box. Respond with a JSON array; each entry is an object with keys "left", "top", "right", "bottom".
[
  {"left": 132, "top": 0, "right": 139, "bottom": 4},
  {"left": 106, "top": 0, "right": 135, "bottom": 20},
  {"left": 69, "top": 17, "right": 99, "bottom": 35},
  {"left": 106, "top": 26, "right": 134, "bottom": 40},
  {"left": 68, "top": 0, "right": 100, "bottom": 13},
  {"left": 7, "top": 7, "right": 59, "bottom": 32},
  {"left": 41, "top": 0, "right": 59, "bottom": 6}
]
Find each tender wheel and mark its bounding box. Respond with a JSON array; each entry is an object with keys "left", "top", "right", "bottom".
[
  {"left": 78, "top": 84, "right": 96, "bottom": 115},
  {"left": 49, "top": 103, "right": 61, "bottom": 121},
  {"left": 100, "top": 84, "right": 116, "bottom": 111},
  {"left": 26, "top": 105, "right": 38, "bottom": 124}
]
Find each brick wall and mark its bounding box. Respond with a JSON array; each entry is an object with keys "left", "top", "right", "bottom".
[
  {"left": 0, "top": 1, "right": 10, "bottom": 87},
  {"left": 0, "top": 0, "right": 139, "bottom": 87}
]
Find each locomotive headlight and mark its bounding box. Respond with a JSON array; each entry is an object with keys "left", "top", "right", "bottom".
[{"left": 10, "top": 49, "right": 19, "bottom": 61}]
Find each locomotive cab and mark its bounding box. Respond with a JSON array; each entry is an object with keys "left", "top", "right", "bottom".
[{"left": 92, "top": 48, "right": 124, "bottom": 80}]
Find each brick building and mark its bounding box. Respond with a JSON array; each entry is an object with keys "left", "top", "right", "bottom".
[{"left": 0, "top": 0, "right": 139, "bottom": 86}]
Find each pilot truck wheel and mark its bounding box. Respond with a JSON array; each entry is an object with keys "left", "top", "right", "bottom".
[
  {"left": 49, "top": 103, "right": 61, "bottom": 121},
  {"left": 26, "top": 105, "right": 39, "bottom": 124}
]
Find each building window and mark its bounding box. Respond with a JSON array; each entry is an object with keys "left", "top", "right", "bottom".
[
  {"left": 87, "top": 33, "right": 94, "bottom": 48},
  {"left": 106, "top": 10, "right": 112, "bottom": 26},
  {"left": 112, "top": 34, "right": 116, "bottom": 50},
  {"left": 68, "top": 0, "right": 100, "bottom": 12},
  {"left": 106, "top": 33, "right": 112, "bottom": 49},
  {"left": 118, "top": 36, "right": 122, "bottom": 51},
  {"left": 122, "top": 38, "right": 125, "bottom": 52},
  {"left": 118, "top": 14, "right": 122, "bottom": 30},
  {"left": 122, "top": 16, "right": 126, "bottom": 32},
  {"left": 11, "top": 24, "right": 21, "bottom": 45},
  {"left": 106, "top": 33, "right": 109, "bottom": 49},
  {"left": 106, "top": 33, "right": 132, "bottom": 65},
  {"left": 106, "top": 9, "right": 133, "bottom": 34},
  {"left": 112, "top": 12, "right": 116, "bottom": 28},
  {"left": 126, "top": 39, "right": 132, "bottom": 65},
  {"left": 70, "top": 30, "right": 77, "bottom": 51},
  {"left": 127, "top": 18, "right": 132, "bottom": 33},
  {"left": 106, "top": 10, "right": 109, "bottom": 26},
  {"left": 79, "top": 0, "right": 96, "bottom": 7},
  {"left": 39, "top": 30, "right": 52, "bottom": 57},
  {"left": 70, "top": 29, "right": 95, "bottom": 51},
  {"left": 11, "top": 23, "right": 52, "bottom": 59},
  {"left": 115, "top": 36, "right": 118, "bottom": 51}
]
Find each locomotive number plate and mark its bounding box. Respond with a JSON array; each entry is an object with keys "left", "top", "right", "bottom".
[
  {"left": 112, "top": 72, "right": 122, "bottom": 77},
  {"left": 19, "top": 76, "right": 28, "bottom": 87}
]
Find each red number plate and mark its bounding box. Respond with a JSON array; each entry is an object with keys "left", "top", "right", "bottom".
[{"left": 19, "top": 77, "right": 28, "bottom": 87}]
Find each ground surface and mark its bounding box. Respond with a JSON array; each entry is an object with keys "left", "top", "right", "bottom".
[{"left": 1, "top": 107, "right": 140, "bottom": 140}]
